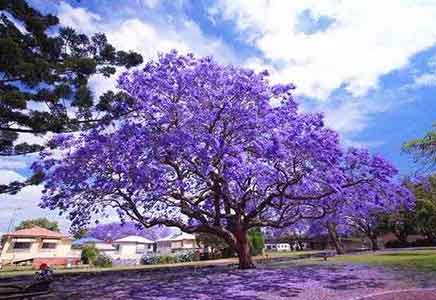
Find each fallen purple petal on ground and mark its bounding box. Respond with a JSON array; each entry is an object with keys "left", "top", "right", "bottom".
[{"left": 50, "top": 264, "right": 436, "bottom": 300}]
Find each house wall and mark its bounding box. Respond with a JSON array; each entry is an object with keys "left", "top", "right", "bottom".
[
  {"left": 105, "top": 242, "right": 154, "bottom": 263},
  {"left": 118, "top": 243, "right": 152, "bottom": 257},
  {"left": 157, "top": 241, "right": 172, "bottom": 254},
  {"left": 157, "top": 239, "right": 198, "bottom": 254}
]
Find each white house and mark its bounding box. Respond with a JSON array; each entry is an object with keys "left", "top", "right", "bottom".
[
  {"left": 265, "top": 243, "right": 291, "bottom": 252},
  {"left": 110, "top": 235, "right": 155, "bottom": 262},
  {"left": 73, "top": 235, "right": 156, "bottom": 265},
  {"left": 157, "top": 232, "right": 199, "bottom": 254}
]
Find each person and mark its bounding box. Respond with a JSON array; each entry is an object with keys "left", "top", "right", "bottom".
[{"left": 35, "top": 263, "right": 54, "bottom": 282}]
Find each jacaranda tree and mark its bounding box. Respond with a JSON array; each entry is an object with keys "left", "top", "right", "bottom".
[
  {"left": 308, "top": 149, "right": 414, "bottom": 252},
  {"left": 36, "top": 51, "right": 408, "bottom": 268}
]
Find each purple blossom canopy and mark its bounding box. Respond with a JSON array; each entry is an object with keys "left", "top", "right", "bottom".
[
  {"left": 87, "top": 222, "right": 172, "bottom": 241},
  {"left": 34, "top": 51, "right": 410, "bottom": 259}
]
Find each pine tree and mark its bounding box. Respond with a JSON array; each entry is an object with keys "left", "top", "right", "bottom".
[{"left": 0, "top": 0, "right": 143, "bottom": 193}]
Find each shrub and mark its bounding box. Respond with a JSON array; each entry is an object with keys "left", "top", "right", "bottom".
[
  {"left": 174, "top": 250, "right": 199, "bottom": 263},
  {"left": 221, "top": 247, "right": 236, "bottom": 258},
  {"left": 94, "top": 254, "right": 112, "bottom": 268},
  {"left": 384, "top": 240, "right": 409, "bottom": 248},
  {"left": 157, "top": 255, "right": 176, "bottom": 264},
  {"left": 409, "top": 239, "right": 435, "bottom": 247},
  {"left": 141, "top": 252, "right": 200, "bottom": 265},
  {"left": 141, "top": 254, "right": 160, "bottom": 265},
  {"left": 81, "top": 246, "right": 99, "bottom": 265}
]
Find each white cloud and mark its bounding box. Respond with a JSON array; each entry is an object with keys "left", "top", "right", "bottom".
[
  {"left": 107, "top": 18, "right": 236, "bottom": 64},
  {"left": 320, "top": 99, "right": 388, "bottom": 135},
  {"left": 58, "top": 2, "right": 101, "bottom": 34},
  {"left": 211, "top": 0, "right": 436, "bottom": 100},
  {"left": 299, "top": 89, "right": 400, "bottom": 148},
  {"left": 414, "top": 73, "right": 436, "bottom": 86},
  {"left": 428, "top": 53, "right": 436, "bottom": 69},
  {"left": 0, "top": 170, "right": 25, "bottom": 184},
  {"left": 139, "top": 0, "right": 161, "bottom": 9},
  {"left": 57, "top": 3, "right": 237, "bottom": 98},
  {"left": 411, "top": 52, "right": 436, "bottom": 87}
]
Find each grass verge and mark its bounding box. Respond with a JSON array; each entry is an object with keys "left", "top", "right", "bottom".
[{"left": 330, "top": 250, "right": 436, "bottom": 272}]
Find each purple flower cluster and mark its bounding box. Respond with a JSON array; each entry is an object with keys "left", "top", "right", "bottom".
[{"left": 87, "top": 222, "right": 172, "bottom": 241}]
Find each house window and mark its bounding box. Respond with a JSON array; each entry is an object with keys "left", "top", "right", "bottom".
[
  {"left": 41, "top": 243, "right": 57, "bottom": 250},
  {"left": 136, "top": 244, "right": 145, "bottom": 254},
  {"left": 173, "top": 241, "right": 182, "bottom": 249},
  {"left": 13, "top": 242, "right": 32, "bottom": 249}
]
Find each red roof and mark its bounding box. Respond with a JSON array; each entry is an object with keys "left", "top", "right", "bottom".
[{"left": 4, "top": 226, "right": 68, "bottom": 239}]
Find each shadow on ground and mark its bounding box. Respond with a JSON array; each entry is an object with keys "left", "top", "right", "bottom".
[{"left": 51, "top": 264, "right": 436, "bottom": 300}]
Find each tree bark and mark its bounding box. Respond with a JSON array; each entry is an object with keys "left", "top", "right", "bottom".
[
  {"left": 234, "top": 229, "right": 255, "bottom": 269},
  {"left": 295, "top": 237, "right": 305, "bottom": 251},
  {"left": 327, "top": 223, "right": 345, "bottom": 255},
  {"left": 369, "top": 235, "right": 379, "bottom": 251},
  {"left": 424, "top": 231, "right": 436, "bottom": 244},
  {"left": 393, "top": 228, "right": 409, "bottom": 245}
]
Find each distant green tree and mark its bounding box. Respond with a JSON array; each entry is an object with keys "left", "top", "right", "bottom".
[
  {"left": 248, "top": 227, "right": 265, "bottom": 256},
  {"left": 0, "top": 0, "right": 143, "bottom": 194},
  {"left": 196, "top": 232, "right": 228, "bottom": 252},
  {"left": 81, "top": 245, "right": 99, "bottom": 265},
  {"left": 15, "top": 217, "right": 59, "bottom": 231},
  {"left": 378, "top": 209, "right": 416, "bottom": 245},
  {"left": 407, "top": 176, "right": 436, "bottom": 242},
  {"left": 403, "top": 124, "right": 436, "bottom": 169}
]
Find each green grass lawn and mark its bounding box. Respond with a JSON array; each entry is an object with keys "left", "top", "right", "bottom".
[
  {"left": 330, "top": 250, "right": 436, "bottom": 272},
  {"left": 266, "top": 250, "right": 321, "bottom": 257}
]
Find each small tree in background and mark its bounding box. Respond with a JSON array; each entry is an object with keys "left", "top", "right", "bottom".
[
  {"left": 196, "top": 232, "right": 228, "bottom": 253},
  {"left": 403, "top": 124, "right": 435, "bottom": 171},
  {"left": 81, "top": 245, "right": 99, "bottom": 265},
  {"left": 15, "top": 217, "right": 59, "bottom": 232},
  {"left": 378, "top": 208, "right": 416, "bottom": 246},
  {"left": 406, "top": 176, "right": 436, "bottom": 243},
  {"left": 248, "top": 227, "right": 265, "bottom": 256}
]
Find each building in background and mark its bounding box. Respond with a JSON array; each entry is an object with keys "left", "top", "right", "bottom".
[
  {"left": 110, "top": 235, "right": 155, "bottom": 265},
  {"left": 265, "top": 243, "right": 292, "bottom": 252},
  {"left": 157, "top": 232, "right": 199, "bottom": 254},
  {"left": 0, "top": 226, "right": 80, "bottom": 267},
  {"left": 72, "top": 235, "right": 156, "bottom": 265}
]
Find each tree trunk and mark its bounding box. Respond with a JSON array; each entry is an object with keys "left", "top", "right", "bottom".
[
  {"left": 234, "top": 230, "right": 255, "bottom": 269},
  {"left": 327, "top": 223, "right": 345, "bottom": 255},
  {"left": 398, "top": 234, "right": 408, "bottom": 245},
  {"left": 393, "top": 229, "right": 408, "bottom": 245},
  {"left": 424, "top": 232, "right": 436, "bottom": 244},
  {"left": 296, "top": 239, "right": 304, "bottom": 251},
  {"left": 369, "top": 235, "right": 379, "bottom": 251}
]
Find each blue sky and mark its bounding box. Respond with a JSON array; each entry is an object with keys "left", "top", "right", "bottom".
[{"left": 0, "top": 0, "right": 435, "bottom": 232}]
